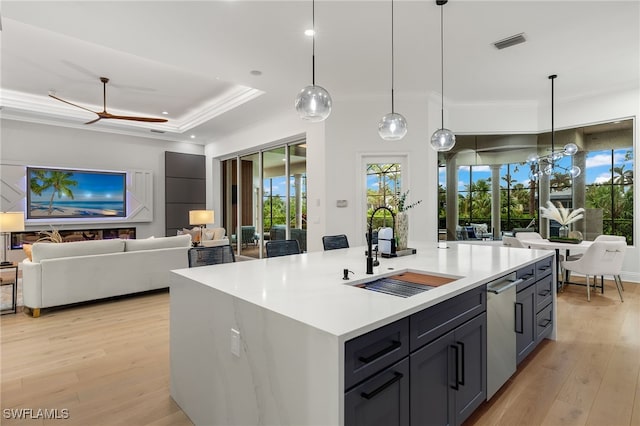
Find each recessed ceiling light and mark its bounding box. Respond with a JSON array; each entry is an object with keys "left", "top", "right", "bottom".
[
  {"left": 190, "top": 135, "right": 196, "bottom": 139},
  {"left": 250, "top": 70, "right": 262, "bottom": 76},
  {"left": 304, "top": 29, "right": 314, "bottom": 37},
  {"left": 162, "top": 111, "right": 169, "bottom": 115}
]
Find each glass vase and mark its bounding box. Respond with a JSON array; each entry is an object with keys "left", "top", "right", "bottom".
[{"left": 558, "top": 225, "right": 569, "bottom": 238}]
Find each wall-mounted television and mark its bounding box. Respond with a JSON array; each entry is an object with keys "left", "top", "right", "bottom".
[{"left": 27, "top": 167, "right": 127, "bottom": 219}]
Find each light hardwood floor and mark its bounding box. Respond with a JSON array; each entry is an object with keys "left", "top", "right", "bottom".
[{"left": 1, "top": 280, "right": 638, "bottom": 426}]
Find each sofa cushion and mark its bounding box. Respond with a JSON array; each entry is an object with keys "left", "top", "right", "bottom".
[
  {"left": 31, "top": 239, "right": 125, "bottom": 263},
  {"left": 124, "top": 234, "right": 191, "bottom": 252}
]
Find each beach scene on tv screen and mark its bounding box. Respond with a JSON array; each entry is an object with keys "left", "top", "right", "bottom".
[{"left": 28, "top": 168, "right": 126, "bottom": 218}]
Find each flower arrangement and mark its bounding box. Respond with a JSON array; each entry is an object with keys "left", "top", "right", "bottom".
[
  {"left": 539, "top": 201, "right": 584, "bottom": 226},
  {"left": 397, "top": 190, "right": 422, "bottom": 212}
]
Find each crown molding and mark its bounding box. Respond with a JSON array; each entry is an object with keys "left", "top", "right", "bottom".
[{"left": 0, "top": 85, "right": 264, "bottom": 137}]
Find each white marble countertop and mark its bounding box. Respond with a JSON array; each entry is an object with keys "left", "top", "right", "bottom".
[{"left": 171, "top": 242, "right": 553, "bottom": 341}]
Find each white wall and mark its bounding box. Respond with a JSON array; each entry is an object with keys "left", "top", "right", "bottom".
[{"left": 1, "top": 119, "right": 203, "bottom": 262}]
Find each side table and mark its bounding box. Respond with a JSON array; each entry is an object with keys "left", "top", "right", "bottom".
[{"left": 0, "top": 262, "right": 18, "bottom": 315}]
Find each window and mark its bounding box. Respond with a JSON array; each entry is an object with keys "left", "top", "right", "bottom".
[
  {"left": 437, "top": 119, "right": 634, "bottom": 243},
  {"left": 366, "top": 163, "right": 401, "bottom": 229},
  {"left": 585, "top": 148, "right": 634, "bottom": 244}
]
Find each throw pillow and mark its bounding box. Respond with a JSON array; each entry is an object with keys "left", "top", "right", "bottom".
[{"left": 182, "top": 227, "right": 200, "bottom": 242}]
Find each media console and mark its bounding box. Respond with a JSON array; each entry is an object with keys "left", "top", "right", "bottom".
[{"left": 10, "top": 226, "right": 136, "bottom": 249}]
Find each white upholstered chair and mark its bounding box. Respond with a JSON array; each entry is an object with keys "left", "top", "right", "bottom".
[
  {"left": 560, "top": 240, "right": 626, "bottom": 302},
  {"left": 502, "top": 236, "right": 525, "bottom": 248}
]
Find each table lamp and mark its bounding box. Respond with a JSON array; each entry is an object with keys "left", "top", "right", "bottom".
[
  {"left": 189, "top": 210, "right": 214, "bottom": 246},
  {"left": 0, "top": 212, "right": 25, "bottom": 265}
]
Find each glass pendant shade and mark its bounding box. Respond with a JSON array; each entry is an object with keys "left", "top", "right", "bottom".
[
  {"left": 378, "top": 112, "right": 408, "bottom": 140},
  {"left": 430, "top": 128, "right": 456, "bottom": 152},
  {"left": 295, "top": 85, "right": 332, "bottom": 122},
  {"left": 563, "top": 143, "right": 578, "bottom": 156},
  {"left": 527, "top": 153, "right": 539, "bottom": 164},
  {"left": 569, "top": 165, "right": 581, "bottom": 178},
  {"left": 543, "top": 164, "right": 553, "bottom": 175}
]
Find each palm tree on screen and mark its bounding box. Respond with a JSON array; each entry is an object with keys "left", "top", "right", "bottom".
[{"left": 30, "top": 170, "right": 78, "bottom": 215}]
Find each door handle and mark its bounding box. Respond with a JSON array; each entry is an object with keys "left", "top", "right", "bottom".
[
  {"left": 515, "top": 302, "right": 523, "bottom": 334},
  {"left": 450, "top": 344, "right": 459, "bottom": 390},
  {"left": 457, "top": 341, "right": 465, "bottom": 386},
  {"left": 487, "top": 278, "right": 524, "bottom": 294}
]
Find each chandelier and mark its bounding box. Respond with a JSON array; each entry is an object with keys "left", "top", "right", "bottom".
[{"left": 529, "top": 75, "right": 581, "bottom": 180}]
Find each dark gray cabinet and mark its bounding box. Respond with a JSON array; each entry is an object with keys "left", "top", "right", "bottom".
[
  {"left": 345, "top": 358, "right": 409, "bottom": 426},
  {"left": 515, "top": 283, "right": 536, "bottom": 364},
  {"left": 345, "top": 286, "right": 486, "bottom": 426},
  {"left": 516, "top": 257, "right": 555, "bottom": 365},
  {"left": 411, "top": 312, "right": 486, "bottom": 426}
]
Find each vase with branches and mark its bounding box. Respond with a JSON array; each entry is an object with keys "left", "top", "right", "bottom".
[
  {"left": 395, "top": 190, "right": 422, "bottom": 250},
  {"left": 539, "top": 201, "right": 585, "bottom": 238}
]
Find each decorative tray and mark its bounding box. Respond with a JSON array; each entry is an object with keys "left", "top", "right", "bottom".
[{"left": 548, "top": 238, "right": 581, "bottom": 244}]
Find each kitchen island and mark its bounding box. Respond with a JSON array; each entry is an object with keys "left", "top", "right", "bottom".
[{"left": 170, "top": 242, "right": 555, "bottom": 426}]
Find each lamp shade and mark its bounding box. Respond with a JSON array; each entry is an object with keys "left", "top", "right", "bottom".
[
  {"left": 189, "top": 210, "right": 214, "bottom": 226},
  {"left": 0, "top": 212, "right": 25, "bottom": 233}
]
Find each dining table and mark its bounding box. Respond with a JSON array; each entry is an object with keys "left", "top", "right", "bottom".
[{"left": 520, "top": 239, "right": 593, "bottom": 290}]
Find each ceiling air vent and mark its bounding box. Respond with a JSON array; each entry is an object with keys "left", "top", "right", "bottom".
[
  {"left": 150, "top": 129, "right": 165, "bottom": 134},
  {"left": 493, "top": 33, "right": 526, "bottom": 50}
]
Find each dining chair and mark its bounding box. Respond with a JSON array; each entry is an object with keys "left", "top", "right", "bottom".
[
  {"left": 322, "top": 234, "right": 349, "bottom": 251},
  {"left": 563, "top": 235, "right": 626, "bottom": 285},
  {"left": 515, "top": 231, "right": 543, "bottom": 241},
  {"left": 266, "top": 239, "right": 301, "bottom": 258},
  {"left": 560, "top": 240, "right": 626, "bottom": 302},
  {"left": 188, "top": 245, "right": 236, "bottom": 267},
  {"left": 502, "top": 236, "right": 525, "bottom": 248}
]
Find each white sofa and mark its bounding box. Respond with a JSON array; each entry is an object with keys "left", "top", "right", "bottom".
[{"left": 22, "top": 234, "right": 191, "bottom": 317}]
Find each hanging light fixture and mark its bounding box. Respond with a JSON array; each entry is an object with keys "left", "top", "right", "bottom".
[
  {"left": 295, "top": 0, "right": 332, "bottom": 122},
  {"left": 529, "top": 75, "right": 581, "bottom": 180},
  {"left": 378, "top": 0, "right": 407, "bottom": 141},
  {"left": 430, "top": 0, "right": 456, "bottom": 152}
]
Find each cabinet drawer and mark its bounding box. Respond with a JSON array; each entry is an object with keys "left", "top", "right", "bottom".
[
  {"left": 535, "top": 274, "right": 553, "bottom": 313},
  {"left": 410, "top": 286, "right": 485, "bottom": 352},
  {"left": 345, "top": 318, "right": 409, "bottom": 390},
  {"left": 536, "top": 302, "right": 553, "bottom": 342},
  {"left": 344, "top": 357, "right": 410, "bottom": 426},
  {"left": 536, "top": 257, "right": 553, "bottom": 280},
  {"left": 515, "top": 265, "right": 536, "bottom": 292}
]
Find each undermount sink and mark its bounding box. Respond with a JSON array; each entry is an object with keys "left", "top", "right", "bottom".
[{"left": 354, "top": 271, "right": 459, "bottom": 298}]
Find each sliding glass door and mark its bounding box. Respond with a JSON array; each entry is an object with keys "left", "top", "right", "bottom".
[{"left": 221, "top": 138, "right": 306, "bottom": 258}]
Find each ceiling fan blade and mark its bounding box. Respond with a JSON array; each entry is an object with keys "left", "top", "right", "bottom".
[
  {"left": 84, "top": 117, "right": 102, "bottom": 125},
  {"left": 101, "top": 114, "right": 168, "bottom": 123},
  {"left": 49, "top": 93, "right": 98, "bottom": 114}
]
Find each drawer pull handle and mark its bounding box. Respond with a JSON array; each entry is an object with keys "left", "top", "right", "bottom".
[
  {"left": 539, "top": 318, "right": 551, "bottom": 328},
  {"left": 521, "top": 274, "right": 534, "bottom": 280},
  {"left": 539, "top": 266, "right": 551, "bottom": 271},
  {"left": 360, "top": 372, "right": 403, "bottom": 400},
  {"left": 538, "top": 289, "right": 551, "bottom": 297},
  {"left": 358, "top": 340, "right": 401, "bottom": 364}
]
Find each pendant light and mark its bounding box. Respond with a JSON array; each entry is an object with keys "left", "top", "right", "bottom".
[
  {"left": 295, "top": 0, "right": 332, "bottom": 122},
  {"left": 430, "top": 0, "right": 456, "bottom": 152},
  {"left": 378, "top": 0, "right": 408, "bottom": 141},
  {"left": 529, "top": 75, "right": 581, "bottom": 180}
]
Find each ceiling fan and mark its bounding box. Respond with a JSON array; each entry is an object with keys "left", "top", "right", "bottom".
[{"left": 48, "top": 77, "right": 168, "bottom": 125}]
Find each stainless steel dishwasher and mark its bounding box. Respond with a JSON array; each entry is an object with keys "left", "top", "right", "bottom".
[{"left": 486, "top": 272, "right": 524, "bottom": 399}]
